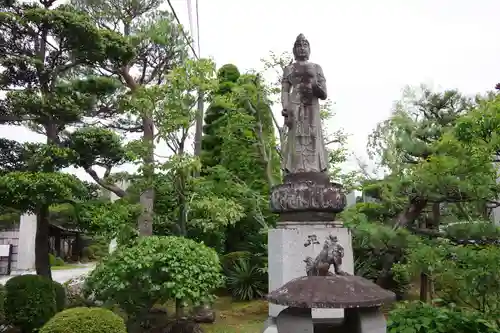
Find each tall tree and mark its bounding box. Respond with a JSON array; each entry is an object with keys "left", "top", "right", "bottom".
[
  {"left": 367, "top": 85, "right": 498, "bottom": 286},
  {"left": 200, "top": 64, "right": 279, "bottom": 252},
  {"left": 0, "top": 0, "right": 132, "bottom": 277},
  {"left": 69, "top": 0, "right": 189, "bottom": 235}
]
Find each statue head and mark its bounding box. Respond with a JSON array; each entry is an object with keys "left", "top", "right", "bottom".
[{"left": 293, "top": 33, "right": 310, "bottom": 61}]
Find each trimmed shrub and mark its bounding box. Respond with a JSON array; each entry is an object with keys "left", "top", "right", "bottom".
[
  {"left": 84, "top": 236, "right": 224, "bottom": 325},
  {"left": 5, "top": 275, "right": 57, "bottom": 332},
  {"left": 81, "top": 247, "right": 94, "bottom": 260},
  {"left": 88, "top": 244, "right": 106, "bottom": 259},
  {"left": 40, "top": 307, "right": 126, "bottom": 333},
  {"left": 49, "top": 254, "right": 64, "bottom": 267},
  {"left": 51, "top": 281, "right": 66, "bottom": 311},
  {"left": 49, "top": 253, "right": 57, "bottom": 266}
]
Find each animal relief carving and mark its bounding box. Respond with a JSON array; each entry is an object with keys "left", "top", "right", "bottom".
[{"left": 304, "top": 235, "right": 346, "bottom": 276}]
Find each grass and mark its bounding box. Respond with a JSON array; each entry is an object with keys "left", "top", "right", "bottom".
[{"left": 200, "top": 297, "right": 268, "bottom": 333}]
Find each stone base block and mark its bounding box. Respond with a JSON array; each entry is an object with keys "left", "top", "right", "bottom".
[
  {"left": 276, "top": 307, "right": 313, "bottom": 333},
  {"left": 268, "top": 224, "right": 354, "bottom": 319},
  {"left": 345, "top": 307, "right": 387, "bottom": 333}
]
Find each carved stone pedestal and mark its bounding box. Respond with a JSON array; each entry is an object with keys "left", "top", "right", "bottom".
[
  {"left": 270, "top": 172, "right": 346, "bottom": 223},
  {"left": 267, "top": 224, "right": 354, "bottom": 319},
  {"left": 265, "top": 172, "right": 352, "bottom": 332}
]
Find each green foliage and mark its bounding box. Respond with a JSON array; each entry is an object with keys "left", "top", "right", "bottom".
[
  {"left": 65, "top": 127, "right": 128, "bottom": 169},
  {"left": 200, "top": 63, "right": 278, "bottom": 253},
  {"left": 225, "top": 257, "right": 267, "bottom": 301},
  {"left": 79, "top": 199, "right": 140, "bottom": 245},
  {"left": 367, "top": 86, "right": 497, "bottom": 222},
  {"left": 84, "top": 236, "right": 224, "bottom": 322},
  {"left": 455, "top": 93, "right": 500, "bottom": 153},
  {"left": 40, "top": 307, "right": 127, "bottom": 333},
  {"left": 443, "top": 221, "right": 500, "bottom": 242},
  {"left": 400, "top": 241, "right": 500, "bottom": 319},
  {"left": 49, "top": 254, "right": 65, "bottom": 267},
  {"left": 5, "top": 275, "right": 57, "bottom": 332},
  {"left": 221, "top": 251, "right": 251, "bottom": 270},
  {"left": 52, "top": 281, "right": 66, "bottom": 312},
  {"left": 217, "top": 64, "right": 240, "bottom": 83},
  {"left": 0, "top": 172, "right": 88, "bottom": 213},
  {"left": 341, "top": 210, "right": 418, "bottom": 295},
  {"left": 81, "top": 247, "right": 94, "bottom": 260},
  {"left": 0, "top": 0, "right": 135, "bottom": 276},
  {"left": 154, "top": 58, "right": 217, "bottom": 142},
  {"left": 49, "top": 254, "right": 57, "bottom": 266},
  {"left": 154, "top": 161, "right": 265, "bottom": 253},
  {"left": 388, "top": 301, "right": 500, "bottom": 333}
]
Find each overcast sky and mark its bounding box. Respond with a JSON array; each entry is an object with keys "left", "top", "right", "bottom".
[{"left": 2, "top": 0, "right": 500, "bottom": 181}]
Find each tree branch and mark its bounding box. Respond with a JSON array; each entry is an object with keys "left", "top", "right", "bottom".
[{"left": 84, "top": 167, "right": 127, "bottom": 198}]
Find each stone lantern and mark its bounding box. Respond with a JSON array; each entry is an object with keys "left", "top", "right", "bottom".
[{"left": 266, "top": 275, "right": 396, "bottom": 333}]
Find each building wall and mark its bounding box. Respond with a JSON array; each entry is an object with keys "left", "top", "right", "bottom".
[{"left": 0, "top": 223, "right": 20, "bottom": 274}]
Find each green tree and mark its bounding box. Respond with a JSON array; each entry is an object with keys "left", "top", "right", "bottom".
[
  {"left": 201, "top": 64, "right": 241, "bottom": 171},
  {"left": 364, "top": 85, "right": 499, "bottom": 291},
  {"left": 200, "top": 64, "right": 278, "bottom": 253},
  {"left": 69, "top": 0, "right": 190, "bottom": 236},
  {"left": 151, "top": 60, "right": 261, "bottom": 253},
  {"left": 368, "top": 85, "right": 497, "bottom": 228},
  {"left": 0, "top": 0, "right": 132, "bottom": 277}
]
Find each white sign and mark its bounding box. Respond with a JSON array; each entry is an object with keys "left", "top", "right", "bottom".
[{"left": 0, "top": 244, "right": 11, "bottom": 257}]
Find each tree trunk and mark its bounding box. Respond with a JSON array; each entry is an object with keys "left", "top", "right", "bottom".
[
  {"left": 138, "top": 114, "right": 155, "bottom": 236},
  {"left": 193, "top": 92, "right": 204, "bottom": 175},
  {"left": 394, "top": 198, "right": 428, "bottom": 228},
  {"left": 177, "top": 172, "right": 187, "bottom": 237},
  {"left": 175, "top": 299, "right": 185, "bottom": 319},
  {"left": 419, "top": 273, "right": 429, "bottom": 302},
  {"left": 35, "top": 205, "right": 51, "bottom": 279},
  {"left": 36, "top": 123, "right": 58, "bottom": 279},
  {"left": 376, "top": 198, "right": 427, "bottom": 287}
]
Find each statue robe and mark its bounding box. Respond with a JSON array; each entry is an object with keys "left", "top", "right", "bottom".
[{"left": 282, "top": 62, "right": 329, "bottom": 174}]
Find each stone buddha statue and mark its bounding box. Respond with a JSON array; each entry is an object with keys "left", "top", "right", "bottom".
[{"left": 281, "top": 33, "right": 329, "bottom": 175}]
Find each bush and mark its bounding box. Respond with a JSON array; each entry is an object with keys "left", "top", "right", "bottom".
[
  {"left": 345, "top": 220, "right": 418, "bottom": 297},
  {"left": 221, "top": 251, "right": 250, "bottom": 271},
  {"left": 40, "top": 307, "right": 126, "bottom": 333},
  {"left": 81, "top": 247, "right": 94, "bottom": 260},
  {"left": 84, "top": 236, "right": 224, "bottom": 325},
  {"left": 49, "top": 253, "right": 57, "bottom": 266},
  {"left": 388, "top": 301, "right": 500, "bottom": 333},
  {"left": 54, "top": 257, "right": 64, "bottom": 266},
  {"left": 51, "top": 281, "right": 66, "bottom": 312},
  {"left": 88, "top": 245, "right": 106, "bottom": 259},
  {"left": 5, "top": 275, "right": 57, "bottom": 332},
  {"left": 225, "top": 257, "right": 266, "bottom": 301},
  {"left": 63, "top": 277, "right": 96, "bottom": 309},
  {"left": 49, "top": 254, "right": 64, "bottom": 267}
]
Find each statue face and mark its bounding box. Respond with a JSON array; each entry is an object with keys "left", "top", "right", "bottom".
[{"left": 294, "top": 40, "right": 310, "bottom": 60}]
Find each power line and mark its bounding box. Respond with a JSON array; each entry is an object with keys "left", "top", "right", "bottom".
[
  {"left": 166, "top": 0, "right": 198, "bottom": 59},
  {"left": 186, "top": 0, "right": 195, "bottom": 48},
  {"left": 195, "top": 0, "right": 200, "bottom": 56}
]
